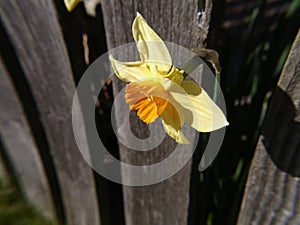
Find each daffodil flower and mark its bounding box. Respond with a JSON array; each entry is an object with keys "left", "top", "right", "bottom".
[
  {"left": 64, "top": 0, "right": 82, "bottom": 11},
  {"left": 110, "top": 13, "right": 229, "bottom": 144},
  {"left": 64, "top": 0, "right": 101, "bottom": 16}
]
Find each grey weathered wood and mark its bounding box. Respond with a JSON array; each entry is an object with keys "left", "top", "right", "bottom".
[
  {"left": 237, "top": 30, "right": 300, "bottom": 225},
  {"left": 101, "top": 1, "right": 213, "bottom": 225},
  {"left": 0, "top": 58, "right": 55, "bottom": 220},
  {"left": 0, "top": 139, "right": 10, "bottom": 188},
  {"left": 0, "top": 1, "right": 100, "bottom": 225},
  {"left": 0, "top": 152, "right": 10, "bottom": 188}
]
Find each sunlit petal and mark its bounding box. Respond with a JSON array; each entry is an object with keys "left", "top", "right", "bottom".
[
  {"left": 160, "top": 102, "right": 190, "bottom": 144},
  {"left": 110, "top": 55, "right": 153, "bottom": 83},
  {"left": 64, "top": 0, "right": 82, "bottom": 12},
  {"left": 181, "top": 80, "right": 202, "bottom": 95},
  {"left": 169, "top": 85, "right": 229, "bottom": 132},
  {"left": 132, "top": 13, "right": 172, "bottom": 73}
]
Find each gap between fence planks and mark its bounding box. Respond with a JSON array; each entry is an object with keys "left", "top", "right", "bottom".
[
  {"left": 237, "top": 29, "right": 300, "bottom": 225},
  {"left": 101, "top": 1, "right": 213, "bottom": 224},
  {"left": 0, "top": 1, "right": 100, "bottom": 225},
  {"left": 0, "top": 58, "right": 55, "bottom": 220}
]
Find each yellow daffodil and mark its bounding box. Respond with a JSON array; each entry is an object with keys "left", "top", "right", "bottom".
[
  {"left": 110, "top": 13, "right": 229, "bottom": 144},
  {"left": 64, "top": 0, "right": 82, "bottom": 12},
  {"left": 64, "top": 0, "right": 101, "bottom": 16}
]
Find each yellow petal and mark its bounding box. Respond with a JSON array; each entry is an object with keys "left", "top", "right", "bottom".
[
  {"left": 169, "top": 84, "right": 229, "bottom": 132},
  {"left": 132, "top": 13, "right": 172, "bottom": 73},
  {"left": 64, "top": 0, "right": 82, "bottom": 12},
  {"left": 109, "top": 55, "right": 152, "bottom": 83},
  {"left": 160, "top": 102, "right": 190, "bottom": 144},
  {"left": 181, "top": 80, "right": 202, "bottom": 95}
]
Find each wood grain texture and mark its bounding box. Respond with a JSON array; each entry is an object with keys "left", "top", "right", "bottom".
[
  {"left": 0, "top": 142, "right": 10, "bottom": 188},
  {"left": 0, "top": 1, "right": 100, "bottom": 225},
  {"left": 0, "top": 58, "right": 55, "bottom": 220},
  {"left": 237, "top": 30, "right": 300, "bottom": 225},
  {"left": 0, "top": 154, "right": 10, "bottom": 188},
  {"left": 101, "top": 1, "right": 213, "bottom": 225}
]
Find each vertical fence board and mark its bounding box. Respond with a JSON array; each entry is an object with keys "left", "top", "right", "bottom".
[
  {"left": 101, "top": 1, "right": 213, "bottom": 224},
  {"left": 0, "top": 1, "right": 100, "bottom": 225},
  {"left": 237, "top": 30, "right": 300, "bottom": 225},
  {"left": 0, "top": 58, "right": 55, "bottom": 220},
  {"left": 0, "top": 153, "right": 9, "bottom": 188},
  {"left": 0, "top": 141, "right": 10, "bottom": 188}
]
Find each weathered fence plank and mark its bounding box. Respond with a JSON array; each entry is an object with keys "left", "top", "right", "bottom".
[
  {"left": 0, "top": 153, "right": 10, "bottom": 188},
  {"left": 0, "top": 1, "right": 100, "bottom": 225},
  {"left": 0, "top": 58, "right": 55, "bottom": 220},
  {"left": 101, "top": 1, "right": 213, "bottom": 224},
  {"left": 237, "top": 29, "right": 300, "bottom": 225}
]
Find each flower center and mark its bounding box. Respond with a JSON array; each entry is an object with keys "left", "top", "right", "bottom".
[{"left": 125, "top": 80, "right": 169, "bottom": 124}]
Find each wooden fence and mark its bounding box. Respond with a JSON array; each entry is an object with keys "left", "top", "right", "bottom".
[
  {"left": 0, "top": 0, "right": 299, "bottom": 225},
  {"left": 0, "top": 1, "right": 99, "bottom": 225}
]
